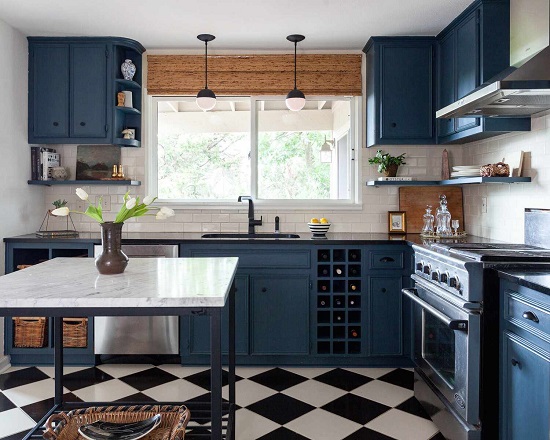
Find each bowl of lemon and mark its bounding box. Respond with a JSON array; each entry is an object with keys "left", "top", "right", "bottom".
[{"left": 308, "top": 217, "right": 331, "bottom": 237}]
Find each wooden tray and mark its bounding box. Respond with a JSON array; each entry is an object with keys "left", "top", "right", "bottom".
[
  {"left": 399, "top": 186, "right": 464, "bottom": 234},
  {"left": 43, "top": 405, "right": 190, "bottom": 440}
]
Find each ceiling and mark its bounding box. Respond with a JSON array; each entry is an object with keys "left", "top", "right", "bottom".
[{"left": 0, "top": 0, "right": 473, "bottom": 51}]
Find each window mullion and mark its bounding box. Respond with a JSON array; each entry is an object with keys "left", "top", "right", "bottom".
[{"left": 250, "top": 97, "right": 258, "bottom": 198}]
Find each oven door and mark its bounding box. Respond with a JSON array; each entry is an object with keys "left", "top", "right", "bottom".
[{"left": 402, "top": 277, "right": 481, "bottom": 426}]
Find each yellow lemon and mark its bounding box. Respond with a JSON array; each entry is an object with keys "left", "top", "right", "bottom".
[
  {"left": 310, "top": 218, "right": 320, "bottom": 224},
  {"left": 320, "top": 218, "right": 329, "bottom": 224}
]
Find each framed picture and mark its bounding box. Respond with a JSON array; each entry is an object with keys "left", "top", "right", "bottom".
[{"left": 388, "top": 211, "right": 406, "bottom": 233}]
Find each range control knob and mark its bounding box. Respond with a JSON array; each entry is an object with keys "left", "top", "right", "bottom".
[
  {"left": 416, "top": 262, "right": 423, "bottom": 272},
  {"left": 431, "top": 271, "right": 440, "bottom": 282},
  {"left": 423, "top": 264, "right": 431, "bottom": 275},
  {"left": 449, "top": 276, "right": 460, "bottom": 289},
  {"left": 440, "top": 272, "right": 449, "bottom": 284}
]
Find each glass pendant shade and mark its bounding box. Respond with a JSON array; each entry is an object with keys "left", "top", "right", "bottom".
[
  {"left": 286, "top": 34, "right": 306, "bottom": 112},
  {"left": 320, "top": 136, "right": 334, "bottom": 163},
  {"left": 196, "top": 88, "right": 216, "bottom": 111},
  {"left": 285, "top": 88, "right": 306, "bottom": 112}
]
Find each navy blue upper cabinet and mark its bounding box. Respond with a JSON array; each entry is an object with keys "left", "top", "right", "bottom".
[
  {"left": 364, "top": 38, "right": 436, "bottom": 147},
  {"left": 437, "top": 0, "right": 531, "bottom": 144},
  {"left": 28, "top": 37, "right": 145, "bottom": 146}
]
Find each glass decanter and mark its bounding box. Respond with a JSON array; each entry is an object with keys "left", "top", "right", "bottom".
[
  {"left": 435, "top": 195, "right": 452, "bottom": 236},
  {"left": 421, "top": 205, "right": 435, "bottom": 235}
]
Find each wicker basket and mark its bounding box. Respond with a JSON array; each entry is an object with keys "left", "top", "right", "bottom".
[
  {"left": 43, "top": 405, "right": 190, "bottom": 440},
  {"left": 13, "top": 317, "right": 47, "bottom": 348},
  {"left": 63, "top": 318, "right": 88, "bottom": 348}
]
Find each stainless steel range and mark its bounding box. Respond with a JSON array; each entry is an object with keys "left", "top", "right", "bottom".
[{"left": 403, "top": 241, "right": 550, "bottom": 440}]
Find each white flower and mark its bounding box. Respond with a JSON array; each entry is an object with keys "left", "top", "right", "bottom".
[
  {"left": 125, "top": 197, "right": 137, "bottom": 210},
  {"left": 76, "top": 188, "right": 89, "bottom": 201},
  {"left": 143, "top": 195, "right": 155, "bottom": 206},
  {"left": 156, "top": 211, "right": 168, "bottom": 220},
  {"left": 159, "top": 207, "right": 175, "bottom": 217},
  {"left": 51, "top": 207, "right": 69, "bottom": 216}
]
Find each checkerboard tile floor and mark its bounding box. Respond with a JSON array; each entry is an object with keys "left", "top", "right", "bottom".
[{"left": 0, "top": 365, "right": 445, "bottom": 440}]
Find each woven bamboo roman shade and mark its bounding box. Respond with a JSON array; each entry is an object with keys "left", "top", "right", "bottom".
[{"left": 147, "top": 54, "right": 362, "bottom": 96}]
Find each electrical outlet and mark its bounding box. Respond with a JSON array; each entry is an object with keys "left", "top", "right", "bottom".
[
  {"left": 481, "top": 197, "right": 487, "bottom": 213},
  {"left": 96, "top": 195, "right": 111, "bottom": 211}
]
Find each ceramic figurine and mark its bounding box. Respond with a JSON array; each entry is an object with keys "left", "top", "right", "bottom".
[{"left": 121, "top": 59, "right": 136, "bottom": 81}]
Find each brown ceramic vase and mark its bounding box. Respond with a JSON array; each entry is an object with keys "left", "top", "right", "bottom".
[
  {"left": 384, "top": 164, "right": 399, "bottom": 177},
  {"left": 95, "top": 222, "right": 128, "bottom": 275}
]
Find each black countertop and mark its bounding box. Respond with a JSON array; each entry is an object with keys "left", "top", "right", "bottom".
[
  {"left": 4, "top": 232, "right": 501, "bottom": 247},
  {"left": 498, "top": 270, "right": 550, "bottom": 296}
]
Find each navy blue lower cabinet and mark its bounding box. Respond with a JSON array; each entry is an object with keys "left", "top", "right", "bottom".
[
  {"left": 4, "top": 241, "right": 95, "bottom": 365},
  {"left": 187, "top": 275, "right": 249, "bottom": 355},
  {"left": 500, "top": 280, "right": 550, "bottom": 439},
  {"left": 250, "top": 275, "right": 310, "bottom": 355},
  {"left": 501, "top": 331, "right": 549, "bottom": 439},
  {"left": 368, "top": 276, "right": 404, "bottom": 356}
]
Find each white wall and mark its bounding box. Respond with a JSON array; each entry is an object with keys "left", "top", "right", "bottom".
[
  {"left": 0, "top": 18, "right": 44, "bottom": 358},
  {"left": 462, "top": 115, "right": 550, "bottom": 242}
]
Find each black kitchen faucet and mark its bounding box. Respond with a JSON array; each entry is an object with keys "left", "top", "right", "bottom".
[{"left": 238, "top": 196, "right": 263, "bottom": 234}]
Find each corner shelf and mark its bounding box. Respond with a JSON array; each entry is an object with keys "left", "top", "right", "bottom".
[
  {"left": 114, "top": 138, "right": 141, "bottom": 147},
  {"left": 366, "top": 177, "right": 532, "bottom": 186},
  {"left": 28, "top": 180, "right": 141, "bottom": 186},
  {"left": 115, "top": 106, "right": 141, "bottom": 115},
  {"left": 115, "top": 79, "right": 142, "bottom": 90}
]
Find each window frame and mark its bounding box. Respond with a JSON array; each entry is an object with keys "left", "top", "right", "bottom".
[{"left": 146, "top": 95, "right": 362, "bottom": 210}]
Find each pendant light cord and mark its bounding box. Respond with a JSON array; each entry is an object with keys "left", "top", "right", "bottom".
[
  {"left": 204, "top": 41, "right": 209, "bottom": 90},
  {"left": 293, "top": 41, "right": 297, "bottom": 90}
]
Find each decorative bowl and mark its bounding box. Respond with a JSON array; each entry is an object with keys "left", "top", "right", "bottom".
[{"left": 307, "top": 222, "right": 331, "bottom": 236}]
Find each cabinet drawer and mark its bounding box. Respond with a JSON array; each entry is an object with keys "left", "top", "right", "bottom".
[
  {"left": 369, "top": 251, "right": 404, "bottom": 269},
  {"left": 188, "top": 249, "right": 311, "bottom": 269},
  {"left": 504, "top": 290, "right": 550, "bottom": 339}
]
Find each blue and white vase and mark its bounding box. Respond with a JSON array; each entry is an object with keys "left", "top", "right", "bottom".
[{"left": 121, "top": 59, "right": 136, "bottom": 81}]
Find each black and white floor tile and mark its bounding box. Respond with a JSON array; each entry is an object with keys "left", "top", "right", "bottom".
[{"left": 0, "top": 365, "right": 444, "bottom": 440}]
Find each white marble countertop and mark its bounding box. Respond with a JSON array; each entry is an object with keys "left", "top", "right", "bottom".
[{"left": 0, "top": 257, "right": 239, "bottom": 309}]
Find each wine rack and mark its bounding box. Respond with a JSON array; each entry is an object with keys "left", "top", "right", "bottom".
[{"left": 315, "top": 248, "right": 362, "bottom": 355}]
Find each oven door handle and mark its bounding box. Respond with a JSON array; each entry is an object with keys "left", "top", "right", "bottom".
[{"left": 402, "top": 288, "right": 468, "bottom": 331}]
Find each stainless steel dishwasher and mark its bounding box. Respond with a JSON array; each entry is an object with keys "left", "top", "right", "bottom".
[{"left": 93, "top": 244, "right": 179, "bottom": 354}]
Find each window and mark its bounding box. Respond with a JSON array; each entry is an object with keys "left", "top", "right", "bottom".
[{"left": 150, "top": 96, "right": 360, "bottom": 207}]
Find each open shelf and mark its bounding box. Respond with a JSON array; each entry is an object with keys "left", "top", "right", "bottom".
[
  {"left": 115, "top": 78, "right": 142, "bottom": 89},
  {"left": 115, "top": 106, "right": 141, "bottom": 115},
  {"left": 366, "top": 177, "right": 532, "bottom": 186},
  {"left": 28, "top": 180, "right": 141, "bottom": 186},
  {"left": 113, "top": 138, "right": 141, "bottom": 147}
]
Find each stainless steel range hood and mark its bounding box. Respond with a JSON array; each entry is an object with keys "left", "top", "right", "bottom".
[{"left": 437, "top": 0, "right": 550, "bottom": 118}]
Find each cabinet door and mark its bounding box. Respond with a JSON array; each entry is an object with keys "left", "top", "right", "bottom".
[
  {"left": 251, "top": 275, "right": 310, "bottom": 355},
  {"left": 369, "top": 276, "right": 403, "bottom": 356},
  {"left": 188, "top": 275, "right": 249, "bottom": 355},
  {"left": 380, "top": 44, "right": 434, "bottom": 141},
  {"left": 437, "top": 32, "right": 456, "bottom": 138},
  {"left": 30, "top": 44, "right": 70, "bottom": 139},
  {"left": 501, "top": 332, "right": 550, "bottom": 440},
  {"left": 71, "top": 44, "right": 109, "bottom": 139},
  {"left": 455, "top": 11, "right": 480, "bottom": 133}
]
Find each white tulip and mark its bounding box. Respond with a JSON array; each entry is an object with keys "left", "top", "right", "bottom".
[
  {"left": 143, "top": 195, "right": 155, "bottom": 205},
  {"left": 156, "top": 211, "right": 168, "bottom": 220},
  {"left": 126, "top": 197, "right": 137, "bottom": 209},
  {"left": 51, "top": 207, "right": 69, "bottom": 216},
  {"left": 75, "top": 188, "right": 89, "bottom": 201},
  {"left": 159, "top": 207, "right": 175, "bottom": 217}
]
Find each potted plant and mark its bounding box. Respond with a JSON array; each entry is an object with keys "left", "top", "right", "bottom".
[{"left": 368, "top": 150, "right": 406, "bottom": 177}]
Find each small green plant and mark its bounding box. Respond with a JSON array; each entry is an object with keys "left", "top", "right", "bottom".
[
  {"left": 368, "top": 150, "right": 406, "bottom": 174},
  {"left": 52, "top": 199, "right": 68, "bottom": 209}
]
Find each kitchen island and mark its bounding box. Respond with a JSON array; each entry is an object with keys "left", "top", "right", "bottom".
[{"left": 0, "top": 257, "right": 238, "bottom": 440}]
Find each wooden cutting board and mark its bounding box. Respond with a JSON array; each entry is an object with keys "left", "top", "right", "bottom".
[{"left": 399, "top": 186, "right": 464, "bottom": 233}]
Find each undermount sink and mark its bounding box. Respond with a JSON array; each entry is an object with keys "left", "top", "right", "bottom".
[{"left": 201, "top": 233, "right": 300, "bottom": 239}]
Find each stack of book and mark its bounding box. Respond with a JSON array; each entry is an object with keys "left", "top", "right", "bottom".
[{"left": 30, "top": 147, "right": 60, "bottom": 180}]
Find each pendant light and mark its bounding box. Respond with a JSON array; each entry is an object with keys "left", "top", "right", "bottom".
[
  {"left": 286, "top": 34, "right": 306, "bottom": 111},
  {"left": 320, "top": 136, "right": 335, "bottom": 163},
  {"left": 196, "top": 34, "right": 216, "bottom": 111}
]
